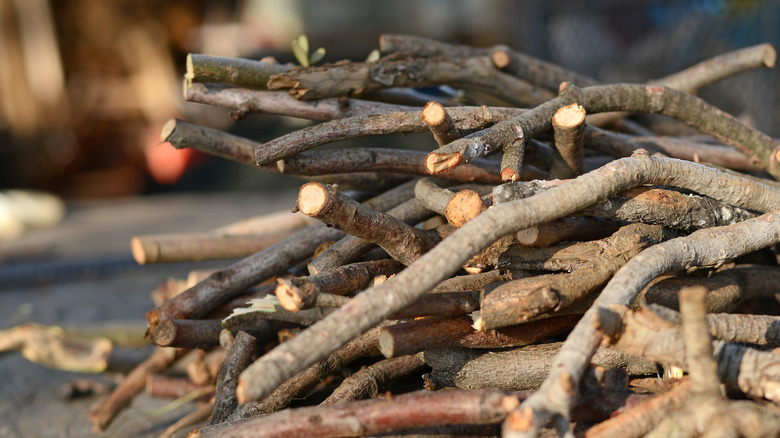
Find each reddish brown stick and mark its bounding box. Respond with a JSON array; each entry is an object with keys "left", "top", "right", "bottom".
[
  {"left": 379, "top": 314, "right": 581, "bottom": 358},
  {"left": 422, "top": 101, "right": 463, "bottom": 146},
  {"left": 89, "top": 347, "right": 186, "bottom": 432}
]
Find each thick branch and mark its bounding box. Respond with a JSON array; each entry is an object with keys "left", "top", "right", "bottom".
[
  {"left": 379, "top": 314, "right": 580, "bottom": 358},
  {"left": 208, "top": 331, "right": 258, "bottom": 425},
  {"left": 185, "top": 53, "right": 291, "bottom": 89},
  {"left": 275, "top": 259, "right": 403, "bottom": 311},
  {"left": 194, "top": 389, "right": 523, "bottom": 438},
  {"left": 267, "top": 56, "right": 554, "bottom": 104},
  {"left": 298, "top": 182, "right": 440, "bottom": 265},
  {"left": 184, "top": 83, "right": 416, "bottom": 120}
]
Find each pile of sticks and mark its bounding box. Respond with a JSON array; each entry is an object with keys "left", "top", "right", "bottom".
[{"left": 89, "top": 34, "right": 780, "bottom": 437}]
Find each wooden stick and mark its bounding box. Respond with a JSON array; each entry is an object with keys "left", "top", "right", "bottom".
[
  {"left": 299, "top": 183, "right": 439, "bottom": 266},
  {"left": 549, "top": 103, "right": 586, "bottom": 179},
  {"left": 424, "top": 343, "right": 655, "bottom": 391},
  {"left": 184, "top": 83, "right": 416, "bottom": 120},
  {"left": 320, "top": 353, "right": 427, "bottom": 405},
  {"left": 678, "top": 286, "right": 721, "bottom": 398},
  {"left": 500, "top": 124, "right": 527, "bottom": 182},
  {"left": 152, "top": 318, "right": 272, "bottom": 349},
  {"left": 379, "top": 314, "right": 581, "bottom": 358},
  {"left": 208, "top": 331, "right": 258, "bottom": 425},
  {"left": 88, "top": 347, "right": 186, "bottom": 432},
  {"left": 421, "top": 101, "right": 463, "bottom": 146},
  {"left": 275, "top": 259, "right": 403, "bottom": 311},
  {"left": 227, "top": 324, "right": 383, "bottom": 422},
  {"left": 267, "top": 56, "right": 554, "bottom": 104},
  {"left": 277, "top": 147, "right": 511, "bottom": 184},
  {"left": 145, "top": 374, "right": 213, "bottom": 401},
  {"left": 490, "top": 45, "right": 600, "bottom": 91},
  {"left": 193, "top": 389, "right": 524, "bottom": 438},
  {"left": 515, "top": 217, "right": 626, "bottom": 247},
  {"left": 131, "top": 232, "right": 295, "bottom": 265},
  {"left": 185, "top": 53, "right": 290, "bottom": 89}
]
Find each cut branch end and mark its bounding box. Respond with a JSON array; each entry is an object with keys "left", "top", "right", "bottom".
[
  {"left": 298, "top": 182, "right": 331, "bottom": 216},
  {"left": 426, "top": 152, "right": 462, "bottom": 174},
  {"left": 491, "top": 49, "right": 512, "bottom": 69},
  {"left": 161, "top": 119, "right": 178, "bottom": 142},
  {"left": 552, "top": 103, "right": 586, "bottom": 128}
]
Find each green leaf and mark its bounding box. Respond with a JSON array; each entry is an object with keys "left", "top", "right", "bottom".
[
  {"left": 297, "top": 34, "right": 309, "bottom": 53},
  {"left": 309, "top": 47, "right": 326, "bottom": 65},
  {"left": 365, "top": 49, "right": 381, "bottom": 63},
  {"left": 291, "top": 39, "right": 309, "bottom": 67}
]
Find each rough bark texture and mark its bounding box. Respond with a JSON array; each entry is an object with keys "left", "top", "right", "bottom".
[{"left": 208, "top": 331, "right": 258, "bottom": 425}]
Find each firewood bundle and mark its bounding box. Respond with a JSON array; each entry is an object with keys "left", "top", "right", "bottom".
[{"left": 90, "top": 35, "right": 780, "bottom": 437}]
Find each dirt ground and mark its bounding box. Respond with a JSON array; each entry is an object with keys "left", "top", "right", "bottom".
[{"left": 0, "top": 190, "right": 298, "bottom": 438}]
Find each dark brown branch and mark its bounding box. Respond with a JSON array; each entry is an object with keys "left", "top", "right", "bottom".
[
  {"left": 152, "top": 318, "right": 272, "bottom": 349},
  {"left": 184, "top": 83, "right": 416, "bottom": 120},
  {"left": 298, "top": 182, "right": 440, "bottom": 266},
  {"left": 89, "top": 347, "right": 186, "bottom": 432},
  {"left": 426, "top": 84, "right": 780, "bottom": 181},
  {"left": 267, "top": 56, "right": 554, "bottom": 104},
  {"left": 278, "top": 148, "right": 512, "bottom": 184},
  {"left": 422, "top": 101, "right": 463, "bottom": 146},
  {"left": 235, "top": 154, "right": 780, "bottom": 406},
  {"left": 254, "top": 105, "right": 521, "bottom": 167},
  {"left": 549, "top": 103, "right": 586, "bottom": 179},
  {"left": 515, "top": 216, "right": 626, "bottom": 247},
  {"left": 145, "top": 374, "right": 213, "bottom": 401},
  {"left": 379, "top": 34, "right": 489, "bottom": 58},
  {"left": 379, "top": 315, "right": 580, "bottom": 358},
  {"left": 275, "top": 259, "right": 404, "bottom": 311},
  {"left": 194, "top": 389, "right": 523, "bottom": 438},
  {"left": 185, "top": 53, "right": 291, "bottom": 89},
  {"left": 321, "top": 353, "right": 427, "bottom": 405},
  {"left": 388, "top": 291, "right": 480, "bottom": 319},
  {"left": 208, "top": 331, "right": 258, "bottom": 425}
]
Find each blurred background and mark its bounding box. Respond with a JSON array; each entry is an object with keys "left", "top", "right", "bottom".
[{"left": 1, "top": 0, "right": 779, "bottom": 198}]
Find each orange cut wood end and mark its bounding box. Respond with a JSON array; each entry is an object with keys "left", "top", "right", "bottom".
[{"left": 298, "top": 182, "right": 330, "bottom": 216}]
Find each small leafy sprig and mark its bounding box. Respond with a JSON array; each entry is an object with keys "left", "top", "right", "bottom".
[{"left": 291, "top": 34, "right": 325, "bottom": 67}]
